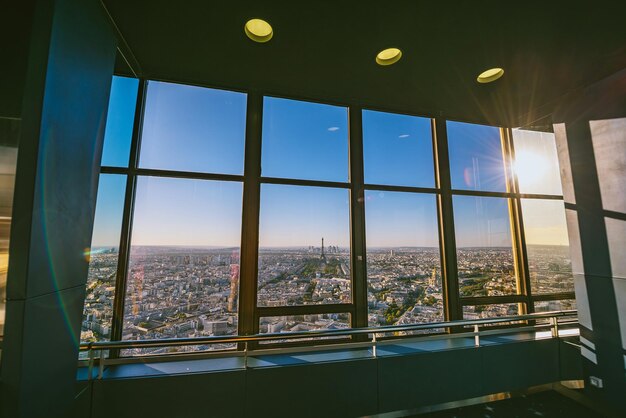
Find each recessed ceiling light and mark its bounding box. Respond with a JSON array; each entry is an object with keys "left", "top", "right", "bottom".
[
  {"left": 376, "top": 48, "right": 402, "bottom": 66},
  {"left": 477, "top": 67, "right": 504, "bottom": 83},
  {"left": 245, "top": 18, "right": 273, "bottom": 43}
]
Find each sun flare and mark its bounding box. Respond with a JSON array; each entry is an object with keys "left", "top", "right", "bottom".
[{"left": 514, "top": 150, "right": 549, "bottom": 189}]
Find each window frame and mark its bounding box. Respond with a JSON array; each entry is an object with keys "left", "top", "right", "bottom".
[{"left": 89, "top": 77, "right": 574, "bottom": 359}]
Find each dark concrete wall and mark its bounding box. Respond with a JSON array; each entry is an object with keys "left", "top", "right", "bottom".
[
  {"left": 553, "top": 68, "right": 626, "bottom": 415},
  {"left": 0, "top": 0, "right": 116, "bottom": 417}
]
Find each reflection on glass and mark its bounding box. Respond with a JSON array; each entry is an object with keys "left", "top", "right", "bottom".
[
  {"left": 463, "top": 303, "right": 520, "bottom": 319},
  {"left": 260, "top": 313, "right": 350, "bottom": 334},
  {"left": 258, "top": 184, "right": 351, "bottom": 306},
  {"left": 447, "top": 121, "right": 506, "bottom": 192},
  {"left": 534, "top": 299, "right": 576, "bottom": 312},
  {"left": 0, "top": 145, "right": 18, "bottom": 337},
  {"left": 101, "top": 76, "right": 139, "bottom": 167},
  {"left": 122, "top": 177, "right": 242, "bottom": 356},
  {"left": 521, "top": 199, "right": 573, "bottom": 293},
  {"left": 363, "top": 110, "right": 435, "bottom": 187},
  {"left": 365, "top": 191, "right": 442, "bottom": 326},
  {"left": 262, "top": 97, "right": 349, "bottom": 182},
  {"left": 512, "top": 129, "right": 563, "bottom": 195},
  {"left": 454, "top": 196, "right": 516, "bottom": 297},
  {"left": 139, "top": 81, "right": 247, "bottom": 174},
  {"left": 80, "top": 175, "right": 126, "bottom": 353}
]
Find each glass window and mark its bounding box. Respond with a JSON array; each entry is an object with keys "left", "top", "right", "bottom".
[
  {"left": 447, "top": 121, "right": 507, "bottom": 192},
  {"left": 81, "top": 174, "right": 127, "bottom": 348},
  {"left": 365, "top": 191, "right": 442, "bottom": 326},
  {"left": 122, "top": 177, "right": 243, "bottom": 355},
  {"left": 362, "top": 110, "right": 435, "bottom": 187},
  {"left": 534, "top": 299, "right": 576, "bottom": 312},
  {"left": 463, "top": 303, "right": 520, "bottom": 319},
  {"left": 139, "top": 81, "right": 247, "bottom": 175},
  {"left": 261, "top": 97, "right": 349, "bottom": 182},
  {"left": 521, "top": 199, "right": 573, "bottom": 293},
  {"left": 101, "top": 76, "right": 139, "bottom": 167},
  {"left": 512, "top": 129, "right": 563, "bottom": 195},
  {"left": 260, "top": 313, "right": 351, "bottom": 334},
  {"left": 257, "top": 184, "right": 351, "bottom": 307},
  {"left": 454, "top": 196, "right": 516, "bottom": 297}
]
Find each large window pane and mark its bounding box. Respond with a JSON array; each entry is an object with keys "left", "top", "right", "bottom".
[
  {"left": 122, "top": 177, "right": 243, "bottom": 355},
  {"left": 258, "top": 184, "right": 351, "bottom": 306},
  {"left": 454, "top": 196, "right": 516, "bottom": 297},
  {"left": 534, "top": 299, "right": 576, "bottom": 312},
  {"left": 81, "top": 174, "right": 126, "bottom": 347},
  {"left": 447, "top": 121, "right": 507, "bottom": 192},
  {"left": 521, "top": 199, "right": 573, "bottom": 293},
  {"left": 262, "top": 97, "right": 349, "bottom": 182},
  {"left": 365, "top": 191, "right": 442, "bottom": 326},
  {"left": 101, "top": 76, "right": 139, "bottom": 167},
  {"left": 260, "top": 313, "right": 350, "bottom": 334},
  {"left": 363, "top": 110, "right": 435, "bottom": 187},
  {"left": 139, "top": 81, "right": 247, "bottom": 174},
  {"left": 463, "top": 303, "right": 520, "bottom": 319},
  {"left": 512, "top": 129, "right": 563, "bottom": 195}
]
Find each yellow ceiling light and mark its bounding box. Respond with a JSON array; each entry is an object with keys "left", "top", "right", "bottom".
[
  {"left": 245, "top": 18, "right": 273, "bottom": 43},
  {"left": 376, "top": 48, "right": 402, "bottom": 66},
  {"left": 477, "top": 67, "right": 504, "bottom": 83}
]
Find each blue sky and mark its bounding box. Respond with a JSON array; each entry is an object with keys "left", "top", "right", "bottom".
[{"left": 91, "top": 77, "right": 568, "bottom": 249}]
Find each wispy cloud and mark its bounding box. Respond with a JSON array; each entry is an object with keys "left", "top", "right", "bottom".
[
  {"left": 398, "top": 134, "right": 410, "bottom": 138},
  {"left": 328, "top": 127, "right": 340, "bottom": 132}
]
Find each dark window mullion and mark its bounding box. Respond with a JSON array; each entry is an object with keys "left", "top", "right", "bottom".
[
  {"left": 502, "top": 127, "right": 534, "bottom": 313},
  {"left": 239, "top": 92, "right": 263, "bottom": 337},
  {"left": 433, "top": 119, "right": 461, "bottom": 321},
  {"left": 109, "top": 78, "right": 147, "bottom": 357},
  {"left": 349, "top": 107, "right": 368, "bottom": 329}
]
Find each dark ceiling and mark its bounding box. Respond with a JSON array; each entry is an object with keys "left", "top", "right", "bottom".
[{"left": 4, "top": 1, "right": 626, "bottom": 128}]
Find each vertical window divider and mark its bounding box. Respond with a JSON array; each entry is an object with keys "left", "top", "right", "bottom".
[
  {"left": 432, "top": 118, "right": 462, "bottom": 322},
  {"left": 502, "top": 127, "right": 533, "bottom": 314},
  {"left": 348, "top": 106, "right": 368, "bottom": 329},
  {"left": 238, "top": 91, "right": 263, "bottom": 341},
  {"left": 109, "top": 78, "right": 147, "bottom": 358}
]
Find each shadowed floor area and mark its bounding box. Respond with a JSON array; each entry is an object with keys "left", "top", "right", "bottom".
[{"left": 412, "top": 391, "right": 606, "bottom": 418}]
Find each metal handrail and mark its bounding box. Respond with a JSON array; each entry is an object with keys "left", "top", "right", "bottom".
[{"left": 79, "top": 309, "right": 577, "bottom": 351}]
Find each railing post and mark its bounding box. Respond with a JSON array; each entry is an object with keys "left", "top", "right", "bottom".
[
  {"left": 87, "top": 347, "right": 94, "bottom": 381},
  {"left": 372, "top": 333, "right": 377, "bottom": 358},
  {"left": 98, "top": 350, "right": 105, "bottom": 379},
  {"left": 244, "top": 341, "right": 249, "bottom": 368},
  {"left": 551, "top": 317, "right": 559, "bottom": 338},
  {"left": 474, "top": 324, "right": 480, "bottom": 347}
]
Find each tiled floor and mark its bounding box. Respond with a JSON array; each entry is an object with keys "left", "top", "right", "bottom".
[{"left": 412, "top": 391, "right": 606, "bottom": 418}]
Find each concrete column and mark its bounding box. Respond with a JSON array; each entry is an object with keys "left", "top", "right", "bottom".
[
  {"left": 553, "top": 69, "right": 626, "bottom": 415},
  {"left": 0, "top": 0, "right": 116, "bottom": 417}
]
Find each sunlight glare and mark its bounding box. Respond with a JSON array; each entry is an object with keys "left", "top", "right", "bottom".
[{"left": 515, "top": 150, "right": 549, "bottom": 189}]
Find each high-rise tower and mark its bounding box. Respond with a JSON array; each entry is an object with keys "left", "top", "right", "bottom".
[{"left": 320, "top": 237, "right": 326, "bottom": 261}]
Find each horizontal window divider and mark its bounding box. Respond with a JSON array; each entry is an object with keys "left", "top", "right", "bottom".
[
  {"left": 257, "top": 303, "right": 354, "bottom": 317},
  {"left": 129, "top": 167, "right": 244, "bottom": 182},
  {"left": 363, "top": 183, "right": 439, "bottom": 194},
  {"left": 260, "top": 176, "right": 350, "bottom": 189},
  {"left": 531, "top": 292, "right": 576, "bottom": 302},
  {"left": 460, "top": 295, "right": 527, "bottom": 306},
  {"left": 100, "top": 166, "right": 130, "bottom": 175},
  {"left": 518, "top": 193, "right": 564, "bottom": 200},
  {"left": 602, "top": 208, "right": 626, "bottom": 222},
  {"left": 450, "top": 189, "right": 514, "bottom": 198}
]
